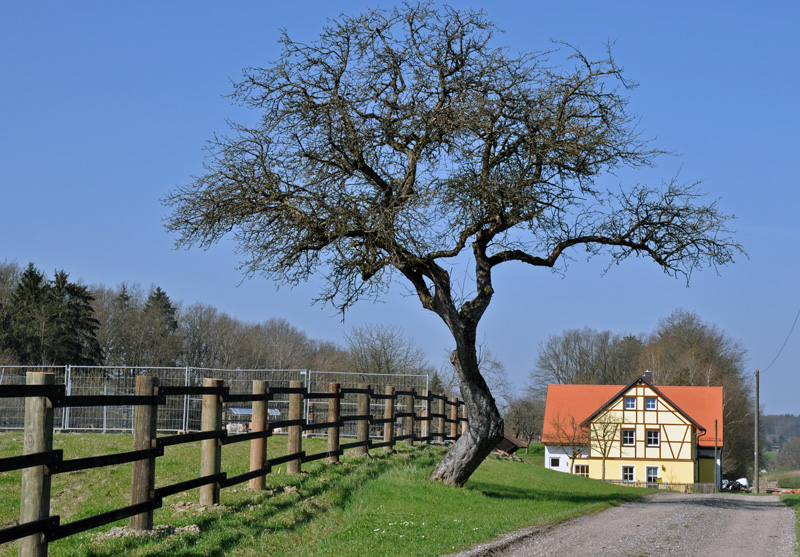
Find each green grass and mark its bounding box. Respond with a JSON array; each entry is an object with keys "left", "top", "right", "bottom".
[
  {"left": 780, "top": 494, "right": 800, "bottom": 556},
  {"left": 763, "top": 468, "right": 800, "bottom": 489},
  {"left": 1, "top": 434, "right": 649, "bottom": 556}
]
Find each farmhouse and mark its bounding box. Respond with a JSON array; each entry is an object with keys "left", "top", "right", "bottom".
[{"left": 541, "top": 371, "right": 723, "bottom": 488}]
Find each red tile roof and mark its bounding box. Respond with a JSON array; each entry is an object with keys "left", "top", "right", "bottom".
[{"left": 541, "top": 381, "right": 723, "bottom": 448}]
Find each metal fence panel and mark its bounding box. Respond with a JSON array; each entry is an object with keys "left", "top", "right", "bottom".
[
  {"left": 0, "top": 367, "right": 428, "bottom": 436},
  {"left": 305, "top": 371, "right": 428, "bottom": 439}
]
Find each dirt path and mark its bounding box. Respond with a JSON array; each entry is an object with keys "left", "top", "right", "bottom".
[{"left": 451, "top": 492, "right": 797, "bottom": 557}]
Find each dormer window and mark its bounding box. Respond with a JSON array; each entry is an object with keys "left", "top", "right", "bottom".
[{"left": 624, "top": 397, "right": 636, "bottom": 410}]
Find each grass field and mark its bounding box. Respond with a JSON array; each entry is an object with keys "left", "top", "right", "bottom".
[
  {"left": 0, "top": 434, "right": 652, "bottom": 556},
  {"left": 780, "top": 493, "right": 800, "bottom": 556}
]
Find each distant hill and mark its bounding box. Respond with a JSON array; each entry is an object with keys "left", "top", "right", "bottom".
[{"left": 763, "top": 414, "right": 800, "bottom": 449}]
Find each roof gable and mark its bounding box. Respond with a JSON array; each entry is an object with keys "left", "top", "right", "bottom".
[
  {"left": 580, "top": 376, "right": 703, "bottom": 432},
  {"left": 541, "top": 379, "right": 724, "bottom": 448}
]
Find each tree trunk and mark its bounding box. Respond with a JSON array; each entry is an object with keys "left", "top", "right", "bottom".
[{"left": 429, "top": 335, "right": 504, "bottom": 486}]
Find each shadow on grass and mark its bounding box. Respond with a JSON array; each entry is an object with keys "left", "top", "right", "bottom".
[
  {"left": 467, "top": 480, "right": 645, "bottom": 509},
  {"left": 81, "top": 447, "right": 442, "bottom": 557}
]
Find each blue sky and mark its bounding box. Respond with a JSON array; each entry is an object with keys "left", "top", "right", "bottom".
[{"left": 1, "top": 2, "right": 798, "bottom": 414}]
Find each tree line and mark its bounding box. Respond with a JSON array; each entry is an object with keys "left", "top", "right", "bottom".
[
  {"left": 1, "top": 261, "right": 758, "bottom": 477},
  {"left": 504, "top": 310, "right": 755, "bottom": 479},
  {"left": 0, "top": 261, "right": 442, "bottom": 378}
]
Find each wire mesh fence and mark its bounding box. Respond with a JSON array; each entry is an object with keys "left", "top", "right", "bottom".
[
  {"left": 0, "top": 366, "right": 429, "bottom": 436},
  {"left": 305, "top": 370, "right": 428, "bottom": 439}
]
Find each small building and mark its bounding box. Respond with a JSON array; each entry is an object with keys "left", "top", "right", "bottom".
[
  {"left": 496, "top": 431, "right": 527, "bottom": 455},
  {"left": 541, "top": 372, "right": 723, "bottom": 487}
]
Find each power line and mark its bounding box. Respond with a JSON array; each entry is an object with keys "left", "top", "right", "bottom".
[{"left": 762, "top": 307, "right": 800, "bottom": 373}]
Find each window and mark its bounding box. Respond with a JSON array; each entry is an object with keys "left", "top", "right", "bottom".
[
  {"left": 624, "top": 397, "right": 636, "bottom": 410},
  {"left": 622, "top": 429, "right": 635, "bottom": 446},
  {"left": 550, "top": 457, "right": 560, "bottom": 468},
  {"left": 574, "top": 464, "right": 589, "bottom": 477},
  {"left": 646, "top": 466, "right": 659, "bottom": 484},
  {"left": 646, "top": 430, "right": 660, "bottom": 446},
  {"left": 622, "top": 465, "right": 635, "bottom": 482},
  {"left": 645, "top": 397, "right": 657, "bottom": 410}
]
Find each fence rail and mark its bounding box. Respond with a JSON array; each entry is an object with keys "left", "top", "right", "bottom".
[
  {"left": 602, "top": 480, "right": 718, "bottom": 493},
  {"left": 0, "top": 366, "right": 430, "bottom": 434},
  {"left": 0, "top": 371, "right": 464, "bottom": 555}
]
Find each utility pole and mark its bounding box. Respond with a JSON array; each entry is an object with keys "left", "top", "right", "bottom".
[
  {"left": 754, "top": 369, "right": 759, "bottom": 494},
  {"left": 714, "top": 419, "right": 718, "bottom": 491}
]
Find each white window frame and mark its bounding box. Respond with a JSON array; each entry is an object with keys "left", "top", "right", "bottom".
[
  {"left": 574, "top": 463, "right": 589, "bottom": 477},
  {"left": 622, "top": 428, "right": 635, "bottom": 446},
  {"left": 646, "top": 429, "right": 660, "bottom": 447},
  {"left": 646, "top": 466, "right": 659, "bottom": 484},
  {"left": 625, "top": 397, "right": 636, "bottom": 410},
  {"left": 645, "top": 397, "right": 657, "bottom": 410},
  {"left": 550, "top": 457, "right": 560, "bottom": 468},
  {"left": 622, "top": 465, "right": 635, "bottom": 482}
]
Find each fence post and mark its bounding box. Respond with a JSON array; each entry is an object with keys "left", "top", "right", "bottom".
[
  {"left": 249, "top": 380, "right": 269, "bottom": 490},
  {"left": 130, "top": 376, "right": 158, "bottom": 531},
  {"left": 355, "top": 384, "right": 370, "bottom": 456},
  {"left": 287, "top": 380, "right": 303, "bottom": 474},
  {"left": 20, "top": 371, "right": 54, "bottom": 557},
  {"left": 383, "top": 385, "right": 395, "bottom": 452},
  {"left": 423, "top": 391, "right": 436, "bottom": 443},
  {"left": 328, "top": 383, "right": 340, "bottom": 463},
  {"left": 404, "top": 391, "right": 415, "bottom": 447},
  {"left": 437, "top": 396, "right": 445, "bottom": 443},
  {"left": 200, "top": 378, "right": 223, "bottom": 506},
  {"left": 182, "top": 367, "right": 190, "bottom": 432},
  {"left": 450, "top": 396, "right": 459, "bottom": 441},
  {"left": 63, "top": 365, "right": 71, "bottom": 431}
]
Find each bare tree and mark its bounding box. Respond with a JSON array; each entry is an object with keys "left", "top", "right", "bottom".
[
  {"left": 345, "top": 323, "right": 434, "bottom": 376},
  {"left": 164, "top": 5, "right": 742, "bottom": 485},
  {"left": 776, "top": 437, "right": 800, "bottom": 471},
  {"left": 0, "top": 260, "right": 21, "bottom": 308},
  {"left": 548, "top": 413, "right": 588, "bottom": 474},
  {"left": 588, "top": 411, "right": 627, "bottom": 480},
  {"left": 531, "top": 327, "right": 642, "bottom": 394},
  {"left": 504, "top": 395, "right": 545, "bottom": 447}
]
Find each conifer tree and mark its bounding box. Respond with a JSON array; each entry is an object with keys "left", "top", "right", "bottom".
[{"left": 0, "top": 264, "right": 102, "bottom": 366}]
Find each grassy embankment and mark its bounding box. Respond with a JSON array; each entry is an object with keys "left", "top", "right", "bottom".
[
  {"left": 0, "top": 433, "right": 648, "bottom": 556},
  {"left": 764, "top": 468, "right": 800, "bottom": 554}
]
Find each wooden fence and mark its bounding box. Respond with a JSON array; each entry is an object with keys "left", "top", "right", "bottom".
[
  {"left": 602, "top": 480, "right": 718, "bottom": 494},
  {"left": 0, "top": 372, "right": 467, "bottom": 556}
]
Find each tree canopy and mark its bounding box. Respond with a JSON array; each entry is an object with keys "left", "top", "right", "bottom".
[{"left": 164, "top": 3, "right": 742, "bottom": 485}]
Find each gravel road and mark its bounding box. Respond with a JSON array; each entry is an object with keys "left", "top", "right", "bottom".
[{"left": 451, "top": 492, "right": 797, "bottom": 557}]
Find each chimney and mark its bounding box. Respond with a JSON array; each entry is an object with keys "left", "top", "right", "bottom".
[{"left": 644, "top": 370, "right": 652, "bottom": 383}]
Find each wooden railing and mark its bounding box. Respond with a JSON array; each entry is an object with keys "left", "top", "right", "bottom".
[
  {"left": 602, "top": 480, "right": 718, "bottom": 493},
  {"left": 0, "top": 372, "right": 467, "bottom": 555}
]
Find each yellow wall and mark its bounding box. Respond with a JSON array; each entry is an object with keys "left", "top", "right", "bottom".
[{"left": 573, "top": 456, "right": 696, "bottom": 484}]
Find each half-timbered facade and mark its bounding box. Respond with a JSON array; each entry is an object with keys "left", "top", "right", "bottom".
[{"left": 541, "top": 372, "right": 723, "bottom": 487}]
